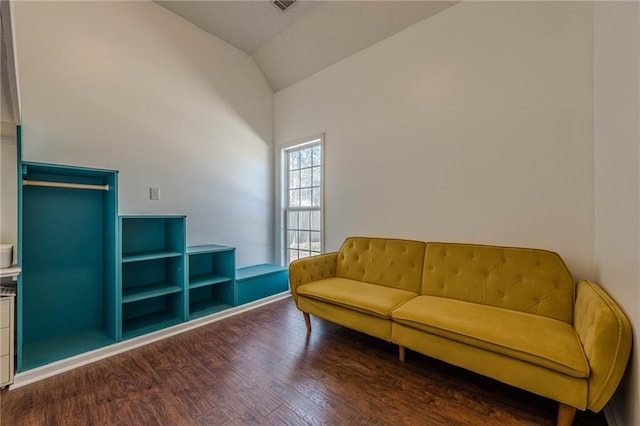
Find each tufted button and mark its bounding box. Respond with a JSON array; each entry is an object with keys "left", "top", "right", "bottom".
[
  {"left": 553, "top": 280, "right": 559, "bottom": 288},
  {"left": 535, "top": 259, "right": 542, "bottom": 266},
  {"left": 302, "top": 265, "right": 307, "bottom": 270},
  {"left": 429, "top": 265, "right": 434, "bottom": 272},
  {"left": 515, "top": 275, "right": 522, "bottom": 282},
  {"left": 453, "top": 268, "right": 459, "bottom": 274}
]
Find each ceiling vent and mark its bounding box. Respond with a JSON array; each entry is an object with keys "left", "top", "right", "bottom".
[{"left": 272, "top": 0, "right": 296, "bottom": 12}]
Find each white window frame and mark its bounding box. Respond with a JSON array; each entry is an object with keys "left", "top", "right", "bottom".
[{"left": 277, "top": 134, "right": 324, "bottom": 265}]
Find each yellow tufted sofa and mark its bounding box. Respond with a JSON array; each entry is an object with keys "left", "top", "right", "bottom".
[{"left": 288, "top": 237, "right": 632, "bottom": 426}]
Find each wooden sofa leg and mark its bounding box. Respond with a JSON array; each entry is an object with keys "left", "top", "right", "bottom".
[
  {"left": 303, "top": 312, "right": 311, "bottom": 333},
  {"left": 557, "top": 403, "right": 576, "bottom": 426},
  {"left": 399, "top": 346, "right": 406, "bottom": 362}
]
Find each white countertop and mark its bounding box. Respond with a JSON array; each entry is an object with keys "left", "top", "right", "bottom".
[{"left": 0, "top": 266, "right": 21, "bottom": 279}]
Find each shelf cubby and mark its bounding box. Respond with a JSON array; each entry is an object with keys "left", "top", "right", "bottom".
[
  {"left": 121, "top": 294, "right": 183, "bottom": 339},
  {"left": 121, "top": 257, "right": 184, "bottom": 303},
  {"left": 121, "top": 216, "right": 185, "bottom": 258}
]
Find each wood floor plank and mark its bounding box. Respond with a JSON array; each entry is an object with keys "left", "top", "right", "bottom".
[{"left": 1, "top": 297, "right": 608, "bottom": 426}]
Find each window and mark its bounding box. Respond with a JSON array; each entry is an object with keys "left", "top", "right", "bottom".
[{"left": 283, "top": 137, "right": 323, "bottom": 264}]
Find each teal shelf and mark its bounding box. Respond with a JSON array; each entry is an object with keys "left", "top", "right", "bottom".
[
  {"left": 187, "top": 244, "right": 234, "bottom": 255},
  {"left": 122, "top": 283, "right": 182, "bottom": 304},
  {"left": 189, "top": 274, "right": 232, "bottom": 289},
  {"left": 122, "top": 250, "right": 182, "bottom": 263},
  {"left": 188, "top": 300, "right": 233, "bottom": 320},
  {"left": 122, "top": 313, "right": 183, "bottom": 340},
  {"left": 236, "top": 264, "right": 287, "bottom": 280}
]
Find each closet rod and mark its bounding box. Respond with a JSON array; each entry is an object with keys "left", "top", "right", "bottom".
[{"left": 23, "top": 180, "right": 109, "bottom": 191}]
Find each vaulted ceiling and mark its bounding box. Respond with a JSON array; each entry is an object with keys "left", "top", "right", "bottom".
[
  {"left": 0, "top": 1, "right": 458, "bottom": 125},
  {"left": 156, "top": 1, "right": 457, "bottom": 92}
]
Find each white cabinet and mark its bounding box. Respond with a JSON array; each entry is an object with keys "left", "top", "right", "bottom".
[{"left": 0, "top": 296, "right": 14, "bottom": 387}]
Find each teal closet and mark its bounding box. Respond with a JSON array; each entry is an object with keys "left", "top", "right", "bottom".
[{"left": 19, "top": 162, "right": 118, "bottom": 371}]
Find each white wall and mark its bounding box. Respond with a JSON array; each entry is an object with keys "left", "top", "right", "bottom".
[
  {"left": 275, "top": 2, "right": 594, "bottom": 279},
  {"left": 12, "top": 1, "right": 274, "bottom": 266},
  {"left": 1, "top": 125, "right": 17, "bottom": 262},
  {"left": 593, "top": 2, "right": 640, "bottom": 425}
]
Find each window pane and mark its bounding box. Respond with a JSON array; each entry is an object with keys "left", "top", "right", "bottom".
[
  {"left": 300, "top": 188, "right": 312, "bottom": 207},
  {"left": 299, "top": 231, "right": 310, "bottom": 250},
  {"left": 300, "top": 168, "right": 312, "bottom": 188},
  {"left": 289, "top": 170, "right": 300, "bottom": 189},
  {"left": 287, "top": 231, "right": 298, "bottom": 249},
  {"left": 311, "top": 211, "right": 321, "bottom": 231},
  {"left": 312, "top": 145, "right": 321, "bottom": 166},
  {"left": 298, "top": 250, "right": 310, "bottom": 259},
  {"left": 310, "top": 231, "right": 321, "bottom": 252},
  {"left": 299, "top": 210, "right": 310, "bottom": 230},
  {"left": 312, "top": 167, "right": 321, "bottom": 187},
  {"left": 287, "top": 211, "right": 299, "bottom": 230},
  {"left": 312, "top": 187, "right": 321, "bottom": 207},
  {"left": 289, "top": 189, "right": 300, "bottom": 207},
  {"left": 289, "top": 151, "right": 300, "bottom": 170},
  {"left": 289, "top": 249, "right": 299, "bottom": 262},
  {"left": 301, "top": 148, "right": 312, "bottom": 168}
]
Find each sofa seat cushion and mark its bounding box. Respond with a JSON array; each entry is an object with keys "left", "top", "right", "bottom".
[
  {"left": 392, "top": 296, "right": 589, "bottom": 378},
  {"left": 297, "top": 278, "right": 418, "bottom": 319}
]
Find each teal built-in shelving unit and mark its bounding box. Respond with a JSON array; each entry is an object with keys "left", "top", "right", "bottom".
[
  {"left": 17, "top": 172, "right": 290, "bottom": 373},
  {"left": 15, "top": 132, "right": 289, "bottom": 373}
]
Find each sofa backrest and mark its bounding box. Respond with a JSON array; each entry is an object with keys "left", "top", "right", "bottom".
[
  {"left": 422, "top": 242, "right": 575, "bottom": 323},
  {"left": 336, "top": 237, "right": 425, "bottom": 293}
]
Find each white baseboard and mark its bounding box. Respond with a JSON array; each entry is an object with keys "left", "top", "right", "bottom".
[{"left": 11, "top": 292, "right": 291, "bottom": 389}]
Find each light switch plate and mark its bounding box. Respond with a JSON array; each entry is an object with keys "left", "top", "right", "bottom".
[{"left": 150, "top": 187, "right": 160, "bottom": 200}]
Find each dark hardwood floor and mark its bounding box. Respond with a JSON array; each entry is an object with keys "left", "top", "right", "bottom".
[{"left": 1, "top": 297, "right": 607, "bottom": 425}]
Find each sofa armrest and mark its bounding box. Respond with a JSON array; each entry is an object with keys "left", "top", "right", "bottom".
[
  {"left": 288, "top": 252, "right": 338, "bottom": 305},
  {"left": 574, "top": 280, "right": 632, "bottom": 412}
]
